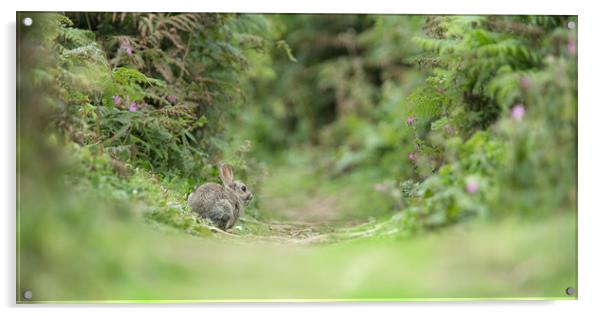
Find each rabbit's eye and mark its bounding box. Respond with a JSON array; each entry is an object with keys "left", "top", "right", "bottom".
[{"left": 241, "top": 185, "right": 247, "bottom": 192}]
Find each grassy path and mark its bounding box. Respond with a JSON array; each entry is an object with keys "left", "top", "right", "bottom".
[
  {"left": 19, "top": 155, "right": 578, "bottom": 302},
  {"left": 22, "top": 211, "right": 577, "bottom": 301},
  {"left": 224, "top": 161, "right": 399, "bottom": 243}
]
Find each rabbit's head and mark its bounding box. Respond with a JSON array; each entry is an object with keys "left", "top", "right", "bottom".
[{"left": 219, "top": 163, "right": 253, "bottom": 204}]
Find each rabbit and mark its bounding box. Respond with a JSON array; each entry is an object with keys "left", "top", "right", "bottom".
[{"left": 187, "top": 163, "right": 253, "bottom": 231}]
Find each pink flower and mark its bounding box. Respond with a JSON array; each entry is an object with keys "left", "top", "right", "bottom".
[
  {"left": 567, "top": 39, "right": 577, "bottom": 56},
  {"left": 465, "top": 182, "right": 479, "bottom": 194},
  {"left": 129, "top": 102, "right": 137, "bottom": 112},
  {"left": 406, "top": 116, "right": 415, "bottom": 126},
  {"left": 112, "top": 95, "right": 121, "bottom": 106},
  {"left": 167, "top": 95, "right": 177, "bottom": 105},
  {"left": 408, "top": 152, "right": 416, "bottom": 161},
  {"left": 511, "top": 104, "right": 525, "bottom": 121},
  {"left": 120, "top": 41, "right": 133, "bottom": 56}
]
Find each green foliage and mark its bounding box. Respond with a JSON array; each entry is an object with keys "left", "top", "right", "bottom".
[
  {"left": 39, "top": 13, "right": 284, "bottom": 187},
  {"left": 240, "top": 15, "right": 577, "bottom": 230},
  {"left": 395, "top": 16, "right": 577, "bottom": 228},
  {"left": 19, "top": 13, "right": 287, "bottom": 241},
  {"left": 17, "top": 13, "right": 578, "bottom": 301},
  {"left": 238, "top": 15, "right": 424, "bottom": 174},
  {"left": 21, "top": 13, "right": 577, "bottom": 237}
]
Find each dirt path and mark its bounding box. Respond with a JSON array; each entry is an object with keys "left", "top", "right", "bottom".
[
  {"left": 221, "top": 163, "right": 396, "bottom": 243},
  {"left": 262, "top": 195, "right": 343, "bottom": 223}
]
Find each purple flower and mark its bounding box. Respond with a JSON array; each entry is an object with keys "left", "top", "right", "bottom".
[
  {"left": 167, "top": 95, "right": 177, "bottom": 105},
  {"left": 567, "top": 39, "right": 577, "bottom": 56},
  {"left": 511, "top": 104, "right": 526, "bottom": 121},
  {"left": 129, "top": 102, "right": 137, "bottom": 112},
  {"left": 408, "top": 152, "right": 416, "bottom": 161},
  {"left": 120, "top": 41, "right": 133, "bottom": 56},
  {"left": 112, "top": 95, "right": 121, "bottom": 106},
  {"left": 465, "top": 182, "right": 479, "bottom": 194},
  {"left": 406, "top": 116, "right": 415, "bottom": 126}
]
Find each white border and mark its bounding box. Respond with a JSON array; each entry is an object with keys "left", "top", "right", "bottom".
[
  {"left": 7, "top": 0, "right": 581, "bottom": 15},
  {"left": 3, "top": 1, "right": 601, "bottom": 316}
]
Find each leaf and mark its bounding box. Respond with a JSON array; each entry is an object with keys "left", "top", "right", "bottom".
[
  {"left": 276, "top": 40, "right": 297, "bottom": 63},
  {"left": 431, "top": 117, "right": 449, "bottom": 131},
  {"left": 196, "top": 115, "right": 208, "bottom": 127}
]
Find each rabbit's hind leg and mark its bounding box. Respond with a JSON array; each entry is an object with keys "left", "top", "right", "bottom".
[{"left": 207, "top": 199, "right": 234, "bottom": 231}]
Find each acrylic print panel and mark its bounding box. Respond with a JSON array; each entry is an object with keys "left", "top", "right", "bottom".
[{"left": 16, "top": 12, "right": 577, "bottom": 303}]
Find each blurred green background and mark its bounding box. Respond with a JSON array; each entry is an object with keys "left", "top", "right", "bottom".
[{"left": 16, "top": 13, "right": 577, "bottom": 302}]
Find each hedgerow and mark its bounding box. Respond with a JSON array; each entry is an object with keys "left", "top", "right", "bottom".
[{"left": 20, "top": 13, "right": 577, "bottom": 234}]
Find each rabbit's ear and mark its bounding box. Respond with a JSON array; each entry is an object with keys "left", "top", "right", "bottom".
[{"left": 219, "top": 163, "right": 234, "bottom": 186}]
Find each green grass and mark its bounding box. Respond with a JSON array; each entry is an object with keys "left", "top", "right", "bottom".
[
  {"left": 17, "top": 146, "right": 577, "bottom": 302},
  {"left": 258, "top": 165, "right": 394, "bottom": 222},
  {"left": 19, "top": 206, "right": 576, "bottom": 302}
]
